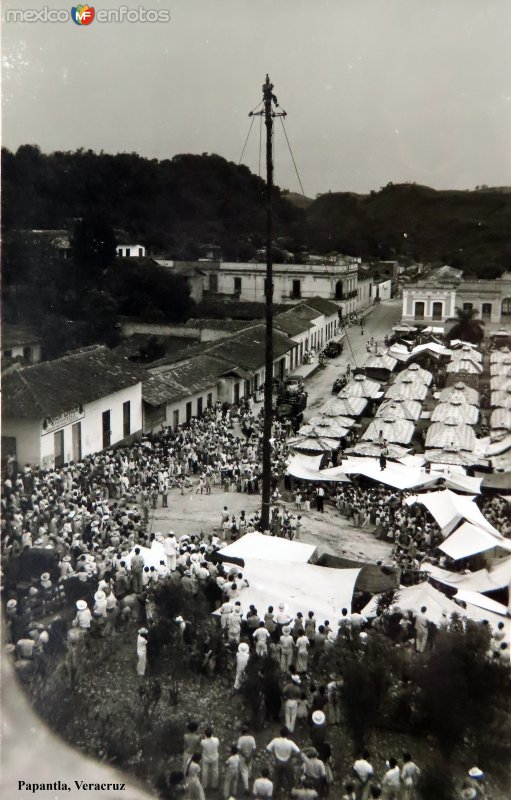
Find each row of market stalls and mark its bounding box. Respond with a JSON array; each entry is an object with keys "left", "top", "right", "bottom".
[{"left": 283, "top": 333, "right": 510, "bottom": 636}]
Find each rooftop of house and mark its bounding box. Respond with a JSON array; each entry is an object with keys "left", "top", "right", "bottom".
[
  {"left": 2, "top": 346, "right": 144, "bottom": 419},
  {"left": 2, "top": 324, "right": 42, "bottom": 349},
  {"left": 143, "top": 354, "right": 242, "bottom": 406}
]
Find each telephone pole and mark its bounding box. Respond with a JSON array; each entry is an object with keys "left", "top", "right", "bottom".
[{"left": 250, "top": 75, "right": 286, "bottom": 530}]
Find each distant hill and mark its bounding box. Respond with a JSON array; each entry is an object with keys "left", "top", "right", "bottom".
[
  {"left": 283, "top": 191, "right": 314, "bottom": 209},
  {"left": 304, "top": 182, "right": 511, "bottom": 277},
  {"left": 2, "top": 148, "right": 510, "bottom": 277}
]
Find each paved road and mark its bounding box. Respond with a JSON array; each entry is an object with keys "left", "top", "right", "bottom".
[{"left": 304, "top": 299, "right": 402, "bottom": 418}]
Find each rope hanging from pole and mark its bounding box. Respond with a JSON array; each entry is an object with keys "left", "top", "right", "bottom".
[
  {"left": 279, "top": 116, "right": 306, "bottom": 197},
  {"left": 238, "top": 115, "right": 255, "bottom": 165}
]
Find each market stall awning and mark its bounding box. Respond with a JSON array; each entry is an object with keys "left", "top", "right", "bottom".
[
  {"left": 432, "top": 400, "right": 479, "bottom": 426},
  {"left": 286, "top": 453, "right": 350, "bottom": 483},
  {"left": 491, "top": 408, "right": 511, "bottom": 431},
  {"left": 338, "top": 374, "right": 382, "bottom": 399},
  {"left": 385, "top": 381, "right": 428, "bottom": 401},
  {"left": 439, "top": 382, "right": 479, "bottom": 405},
  {"left": 218, "top": 532, "right": 317, "bottom": 564},
  {"left": 299, "top": 421, "right": 350, "bottom": 439},
  {"left": 308, "top": 414, "right": 356, "bottom": 429},
  {"left": 377, "top": 399, "right": 422, "bottom": 421},
  {"left": 344, "top": 441, "right": 411, "bottom": 459},
  {"left": 213, "top": 558, "right": 361, "bottom": 619},
  {"left": 395, "top": 364, "right": 433, "bottom": 386},
  {"left": 320, "top": 397, "right": 368, "bottom": 417},
  {"left": 362, "top": 416, "right": 415, "bottom": 445},
  {"left": 361, "top": 582, "right": 465, "bottom": 624},
  {"left": 404, "top": 489, "right": 502, "bottom": 536},
  {"left": 424, "top": 447, "right": 484, "bottom": 468},
  {"left": 425, "top": 420, "right": 476, "bottom": 452},
  {"left": 288, "top": 433, "right": 341, "bottom": 452},
  {"left": 330, "top": 458, "right": 442, "bottom": 491},
  {"left": 438, "top": 523, "right": 511, "bottom": 559}
]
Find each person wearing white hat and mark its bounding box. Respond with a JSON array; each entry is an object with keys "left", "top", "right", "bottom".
[
  {"left": 164, "top": 532, "right": 178, "bottom": 571},
  {"left": 93, "top": 590, "right": 108, "bottom": 618},
  {"left": 136, "top": 628, "right": 148, "bottom": 676},
  {"left": 234, "top": 642, "right": 250, "bottom": 690},
  {"left": 227, "top": 606, "right": 243, "bottom": 646},
  {"left": 74, "top": 600, "right": 92, "bottom": 630},
  {"left": 279, "top": 626, "right": 294, "bottom": 674}
]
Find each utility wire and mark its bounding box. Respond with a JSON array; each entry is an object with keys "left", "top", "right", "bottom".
[
  {"left": 238, "top": 116, "right": 255, "bottom": 165},
  {"left": 279, "top": 116, "right": 306, "bottom": 197},
  {"left": 258, "top": 115, "right": 262, "bottom": 178}
]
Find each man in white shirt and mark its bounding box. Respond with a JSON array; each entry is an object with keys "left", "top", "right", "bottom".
[
  {"left": 238, "top": 724, "right": 257, "bottom": 793},
  {"left": 253, "top": 622, "right": 271, "bottom": 656},
  {"left": 253, "top": 768, "right": 273, "bottom": 799},
  {"left": 381, "top": 758, "right": 400, "bottom": 800},
  {"left": 200, "top": 727, "right": 220, "bottom": 790},
  {"left": 352, "top": 750, "right": 374, "bottom": 800},
  {"left": 163, "top": 532, "right": 177, "bottom": 571},
  {"left": 266, "top": 727, "right": 300, "bottom": 797}
]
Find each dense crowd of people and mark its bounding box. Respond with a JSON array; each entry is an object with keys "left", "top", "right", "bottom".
[{"left": 2, "top": 327, "right": 510, "bottom": 800}]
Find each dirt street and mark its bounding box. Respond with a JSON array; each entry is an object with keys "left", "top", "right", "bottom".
[{"left": 147, "top": 302, "right": 401, "bottom": 565}]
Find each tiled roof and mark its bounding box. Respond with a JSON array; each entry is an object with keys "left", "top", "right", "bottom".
[
  {"left": 2, "top": 347, "right": 144, "bottom": 419},
  {"left": 112, "top": 335, "right": 200, "bottom": 361},
  {"left": 144, "top": 354, "right": 238, "bottom": 405},
  {"left": 2, "top": 324, "right": 42, "bottom": 348},
  {"left": 301, "top": 297, "right": 340, "bottom": 316},
  {"left": 183, "top": 319, "right": 257, "bottom": 332},
  {"left": 207, "top": 325, "right": 295, "bottom": 370},
  {"left": 273, "top": 314, "right": 312, "bottom": 336}
]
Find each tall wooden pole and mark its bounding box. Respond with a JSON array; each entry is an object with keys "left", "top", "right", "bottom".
[{"left": 260, "top": 75, "right": 275, "bottom": 531}]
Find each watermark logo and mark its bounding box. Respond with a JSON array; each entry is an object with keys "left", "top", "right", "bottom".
[
  {"left": 5, "top": 5, "right": 171, "bottom": 24},
  {"left": 71, "top": 5, "right": 95, "bottom": 25}
]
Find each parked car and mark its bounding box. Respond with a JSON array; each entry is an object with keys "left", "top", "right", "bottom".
[
  {"left": 332, "top": 375, "right": 347, "bottom": 393},
  {"left": 283, "top": 376, "right": 304, "bottom": 393},
  {"left": 324, "top": 340, "right": 343, "bottom": 358}
]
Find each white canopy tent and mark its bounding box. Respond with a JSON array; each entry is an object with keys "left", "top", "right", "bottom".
[
  {"left": 361, "top": 582, "right": 466, "bottom": 624},
  {"left": 439, "top": 382, "right": 479, "bottom": 405},
  {"left": 438, "top": 523, "right": 511, "bottom": 560},
  {"left": 425, "top": 420, "right": 476, "bottom": 451},
  {"left": 320, "top": 397, "right": 368, "bottom": 417},
  {"left": 385, "top": 381, "right": 428, "bottom": 401},
  {"left": 432, "top": 400, "right": 479, "bottom": 426},
  {"left": 214, "top": 558, "right": 361, "bottom": 620},
  {"left": 339, "top": 375, "right": 383, "bottom": 399},
  {"left": 218, "top": 532, "right": 317, "bottom": 564},
  {"left": 404, "top": 489, "right": 502, "bottom": 536},
  {"left": 395, "top": 364, "right": 433, "bottom": 386},
  {"left": 362, "top": 416, "right": 415, "bottom": 445}
]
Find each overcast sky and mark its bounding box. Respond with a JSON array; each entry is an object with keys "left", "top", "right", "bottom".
[{"left": 2, "top": 0, "right": 511, "bottom": 196}]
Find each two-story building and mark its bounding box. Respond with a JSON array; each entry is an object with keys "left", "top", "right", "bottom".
[
  {"left": 402, "top": 267, "right": 511, "bottom": 328},
  {"left": 401, "top": 266, "right": 463, "bottom": 325},
  {"left": 200, "top": 259, "right": 359, "bottom": 316}
]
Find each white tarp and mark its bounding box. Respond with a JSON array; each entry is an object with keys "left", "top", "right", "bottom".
[
  {"left": 214, "top": 558, "right": 361, "bottom": 619},
  {"left": 361, "top": 582, "right": 465, "bottom": 624},
  {"left": 330, "top": 458, "right": 443, "bottom": 491},
  {"left": 219, "top": 532, "right": 317, "bottom": 564},
  {"left": 421, "top": 563, "right": 501, "bottom": 593},
  {"left": 126, "top": 541, "right": 166, "bottom": 571},
  {"left": 454, "top": 590, "right": 509, "bottom": 617},
  {"left": 405, "top": 490, "right": 502, "bottom": 536},
  {"left": 286, "top": 454, "right": 350, "bottom": 483},
  {"left": 438, "top": 523, "right": 511, "bottom": 560}
]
